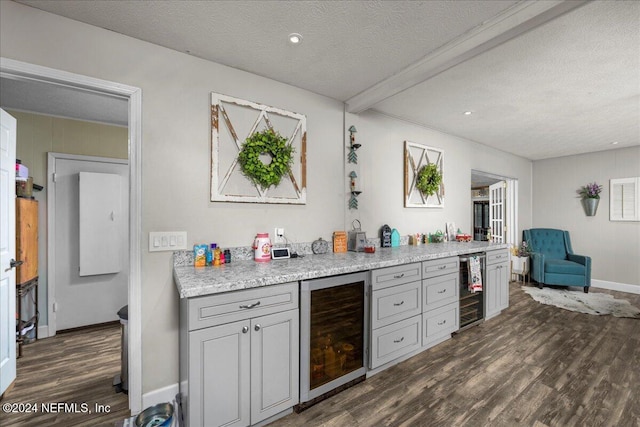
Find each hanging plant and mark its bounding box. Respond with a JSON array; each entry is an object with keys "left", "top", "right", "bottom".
[
  {"left": 416, "top": 163, "right": 442, "bottom": 196},
  {"left": 237, "top": 128, "right": 295, "bottom": 190}
]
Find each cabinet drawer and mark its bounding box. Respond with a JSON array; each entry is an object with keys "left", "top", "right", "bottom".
[
  {"left": 423, "top": 272, "right": 459, "bottom": 312},
  {"left": 186, "top": 282, "right": 298, "bottom": 331},
  {"left": 371, "top": 281, "right": 421, "bottom": 329},
  {"left": 371, "top": 263, "right": 421, "bottom": 291},
  {"left": 486, "top": 249, "right": 509, "bottom": 266},
  {"left": 423, "top": 302, "right": 459, "bottom": 347},
  {"left": 422, "top": 256, "right": 459, "bottom": 279},
  {"left": 370, "top": 315, "right": 421, "bottom": 369}
]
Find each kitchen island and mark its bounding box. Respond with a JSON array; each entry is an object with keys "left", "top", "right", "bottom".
[{"left": 175, "top": 240, "right": 509, "bottom": 427}]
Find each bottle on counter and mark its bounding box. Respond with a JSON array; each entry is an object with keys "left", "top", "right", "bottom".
[
  {"left": 224, "top": 249, "right": 231, "bottom": 263},
  {"left": 213, "top": 246, "right": 221, "bottom": 266}
]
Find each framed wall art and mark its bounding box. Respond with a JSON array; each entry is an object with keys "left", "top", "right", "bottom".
[
  {"left": 211, "top": 93, "right": 307, "bottom": 204},
  {"left": 404, "top": 141, "right": 444, "bottom": 208}
]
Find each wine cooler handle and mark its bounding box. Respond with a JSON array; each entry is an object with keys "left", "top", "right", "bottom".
[
  {"left": 239, "top": 301, "right": 261, "bottom": 309},
  {"left": 242, "top": 326, "right": 249, "bottom": 334},
  {"left": 254, "top": 324, "right": 261, "bottom": 331}
]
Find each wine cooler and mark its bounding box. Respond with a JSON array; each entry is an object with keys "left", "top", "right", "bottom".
[
  {"left": 459, "top": 253, "right": 486, "bottom": 330},
  {"left": 299, "top": 271, "right": 369, "bottom": 408}
]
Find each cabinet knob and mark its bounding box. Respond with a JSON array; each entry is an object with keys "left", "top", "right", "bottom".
[
  {"left": 242, "top": 326, "right": 249, "bottom": 334},
  {"left": 437, "top": 319, "right": 447, "bottom": 326},
  {"left": 254, "top": 324, "right": 261, "bottom": 331}
]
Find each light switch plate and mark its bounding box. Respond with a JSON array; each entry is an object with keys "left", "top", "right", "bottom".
[{"left": 149, "top": 231, "right": 188, "bottom": 252}]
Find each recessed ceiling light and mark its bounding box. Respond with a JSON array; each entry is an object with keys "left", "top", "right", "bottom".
[
  {"left": 464, "top": 111, "right": 473, "bottom": 116},
  {"left": 611, "top": 141, "right": 619, "bottom": 145},
  {"left": 288, "top": 33, "right": 303, "bottom": 44}
]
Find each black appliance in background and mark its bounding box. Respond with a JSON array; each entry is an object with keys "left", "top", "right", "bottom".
[
  {"left": 473, "top": 201, "right": 490, "bottom": 241},
  {"left": 458, "top": 253, "right": 486, "bottom": 330}
]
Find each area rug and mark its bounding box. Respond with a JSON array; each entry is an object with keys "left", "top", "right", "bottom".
[{"left": 522, "top": 286, "right": 640, "bottom": 318}]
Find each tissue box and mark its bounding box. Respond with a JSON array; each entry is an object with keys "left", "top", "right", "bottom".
[{"left": 16, "top": 163, "right": 28, "bottom": 179}]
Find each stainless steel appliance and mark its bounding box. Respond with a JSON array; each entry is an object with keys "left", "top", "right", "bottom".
[
  {"left": 458, "top": 254, "right": 486, "bottom": 330},
  {"left": 299, "top": 272, "right": 369, "bottom": 408}
]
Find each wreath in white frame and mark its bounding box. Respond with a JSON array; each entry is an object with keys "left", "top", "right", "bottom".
[{"left": 404, "top": 141, "right": 444, "bottom": 208}]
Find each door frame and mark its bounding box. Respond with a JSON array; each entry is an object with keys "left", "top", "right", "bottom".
[
  {"left": 471, "top": 170, "right": 518, "bottom": 248},
  {"left": 47, "top": 153, "right": 129, "bottom": 331},
  {"left": 0, "top": 57, "right": 142, "bottom": 414}
]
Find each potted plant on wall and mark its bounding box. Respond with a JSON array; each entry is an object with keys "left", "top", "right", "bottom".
[{"left": 578, "top": 182, "right": 603, "bottom": 216}]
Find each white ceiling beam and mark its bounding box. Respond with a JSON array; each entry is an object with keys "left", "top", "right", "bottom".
[{"left": 345, "top": 0, "right": 589, "bottom": 114}]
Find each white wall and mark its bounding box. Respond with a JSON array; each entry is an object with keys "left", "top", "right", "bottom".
[
  {"left": 347, "top": 111, "right": 533, "bottom": 241},
  {"left": 0, "top": 1, "right": 534, "bottom": 396},
  {"left": 0, "top": 1, "right": 345, "bottom": 394},
  {"left": 533, "top": 146, "right": 640, "bottom": 288}
]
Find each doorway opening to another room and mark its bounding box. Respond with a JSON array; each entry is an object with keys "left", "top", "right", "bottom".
[{"left": 471, "top": 170, "right": 518, "bottom": 248}]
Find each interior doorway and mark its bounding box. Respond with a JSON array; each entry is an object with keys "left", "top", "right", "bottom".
[
  {"left": 0, "top": 57, "right": 142, "bottom": 414},
  {"left": 471, "top": 170, "right": 518, "bottom": 248}
]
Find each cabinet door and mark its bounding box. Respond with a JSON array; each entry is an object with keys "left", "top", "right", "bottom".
[
  {"left": 15, "top": 198, "right": 38, "bottom": 283},
  {"left": 485, "top": 262, "right": 509, "bottom": 319},
  {"left": 189, "top": 320, "right": 250, "bottom": 427},
  {"left": 498, "top": 262, "right": 509, "bottom": 311},
  {"left": 251, "top": 309, "right": 299, "bottom": 424}
]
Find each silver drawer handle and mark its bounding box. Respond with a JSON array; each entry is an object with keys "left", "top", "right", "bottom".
[
  {"left": 393, "top": 273, "right": 405, "bottom": 279},
  {"left": 242, "top": 326, "right": 249, "bottom": 334},
  {"left": 437, "top": 289, "right": 447, "bottom": 294},
  {"left": 393, "top": 301, "right": 405, "bottom": 306},
  {"left": 254, "top": 324, "right": 261, "bottom": 331},
  {"left": 393, "top": 337, "right": 404, "bottom": 343},
  {"left": 239, "top": 301, "right": 261, "bottom": 309},
  {"left": 437, "top": 319, "right": 447, "bottom": 326},
  {"left": 438, "top": 265, "right": 447, "bottom": 270}
]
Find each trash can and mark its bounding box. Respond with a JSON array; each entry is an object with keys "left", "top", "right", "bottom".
[{"left": 114, "top": 305, "right": 128, "bottom": 394}]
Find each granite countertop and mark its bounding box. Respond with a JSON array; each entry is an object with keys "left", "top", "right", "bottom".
[{"left": 174, "top": 241, "right": 508, "bottom": 299}]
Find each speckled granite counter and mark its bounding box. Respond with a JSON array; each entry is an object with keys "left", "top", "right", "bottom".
[{"left": 174, "top": 241, "right": 508, "bottom": 298}]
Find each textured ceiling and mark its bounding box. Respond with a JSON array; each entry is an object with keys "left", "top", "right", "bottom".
[{"left": 7, "top": 0, "right": 640, "bottom": 160}]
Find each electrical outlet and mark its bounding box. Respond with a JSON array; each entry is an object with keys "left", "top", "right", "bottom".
[{"left": 274, "top": 227, "right": 285, "bottom": 245}]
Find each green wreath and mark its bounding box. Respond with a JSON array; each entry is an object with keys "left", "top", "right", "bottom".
[
  {"left": 416, "top": 163, "right": 442, "bottom": 196},
  {"left": 237, "top": 128, "right": 295, "bottom": 190}
]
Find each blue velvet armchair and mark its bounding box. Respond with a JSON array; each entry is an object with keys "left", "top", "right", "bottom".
[{"left": 523, "top": 228, "right": 592, "bottom": 293}]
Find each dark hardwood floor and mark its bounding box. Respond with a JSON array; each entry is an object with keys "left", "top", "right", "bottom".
[
  {"left": 2, "top": 283, "right": 638, "bottom": 427},
  {"left": 0, "top": 322, "right": 130, "bottom": 426},
  {"left": 271, "top": 282, "right": 640, "bottom": 427}
]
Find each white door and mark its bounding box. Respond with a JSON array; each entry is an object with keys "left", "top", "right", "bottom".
[
  {"left": 489, "top": 181, "right": 506, "bottom": 243},
  {"left": 0, "top": 109, "right": 17, "bottom": 395},
  {"left": 48, "top": 154, "right": 128, "bottom": 332}
]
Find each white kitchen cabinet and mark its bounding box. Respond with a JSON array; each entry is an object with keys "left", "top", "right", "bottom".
[
  {"left": 485, "top": 249, "right": 509, "bottom": 319},
  {"left": 369, "top": 263, "right": 422, "bottom": 370},
  {"left": 421, "top": 256, "right": 459, "bottom": 348},
  {"left": 180, "top": 283, "right": 299, "bottom": 427}
]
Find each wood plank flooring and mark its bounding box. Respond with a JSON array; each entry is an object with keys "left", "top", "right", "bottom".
[
  {"left": 271, "top": 283, "right": 640, "bottom": 427},
  {"left": 0, "top": 322, "right": 130, "bottom": 427}
]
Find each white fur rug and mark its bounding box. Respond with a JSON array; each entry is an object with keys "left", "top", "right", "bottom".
[{"left": 523, "top": 286, "right": 640, "bottom": 318}]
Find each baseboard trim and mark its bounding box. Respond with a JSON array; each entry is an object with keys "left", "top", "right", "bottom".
[
  {"left": 141, "top": 383, "right": 179, "bottom": 411},
  {"left": 592, "top": 279, "right": 640, "bottom": 295}
]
